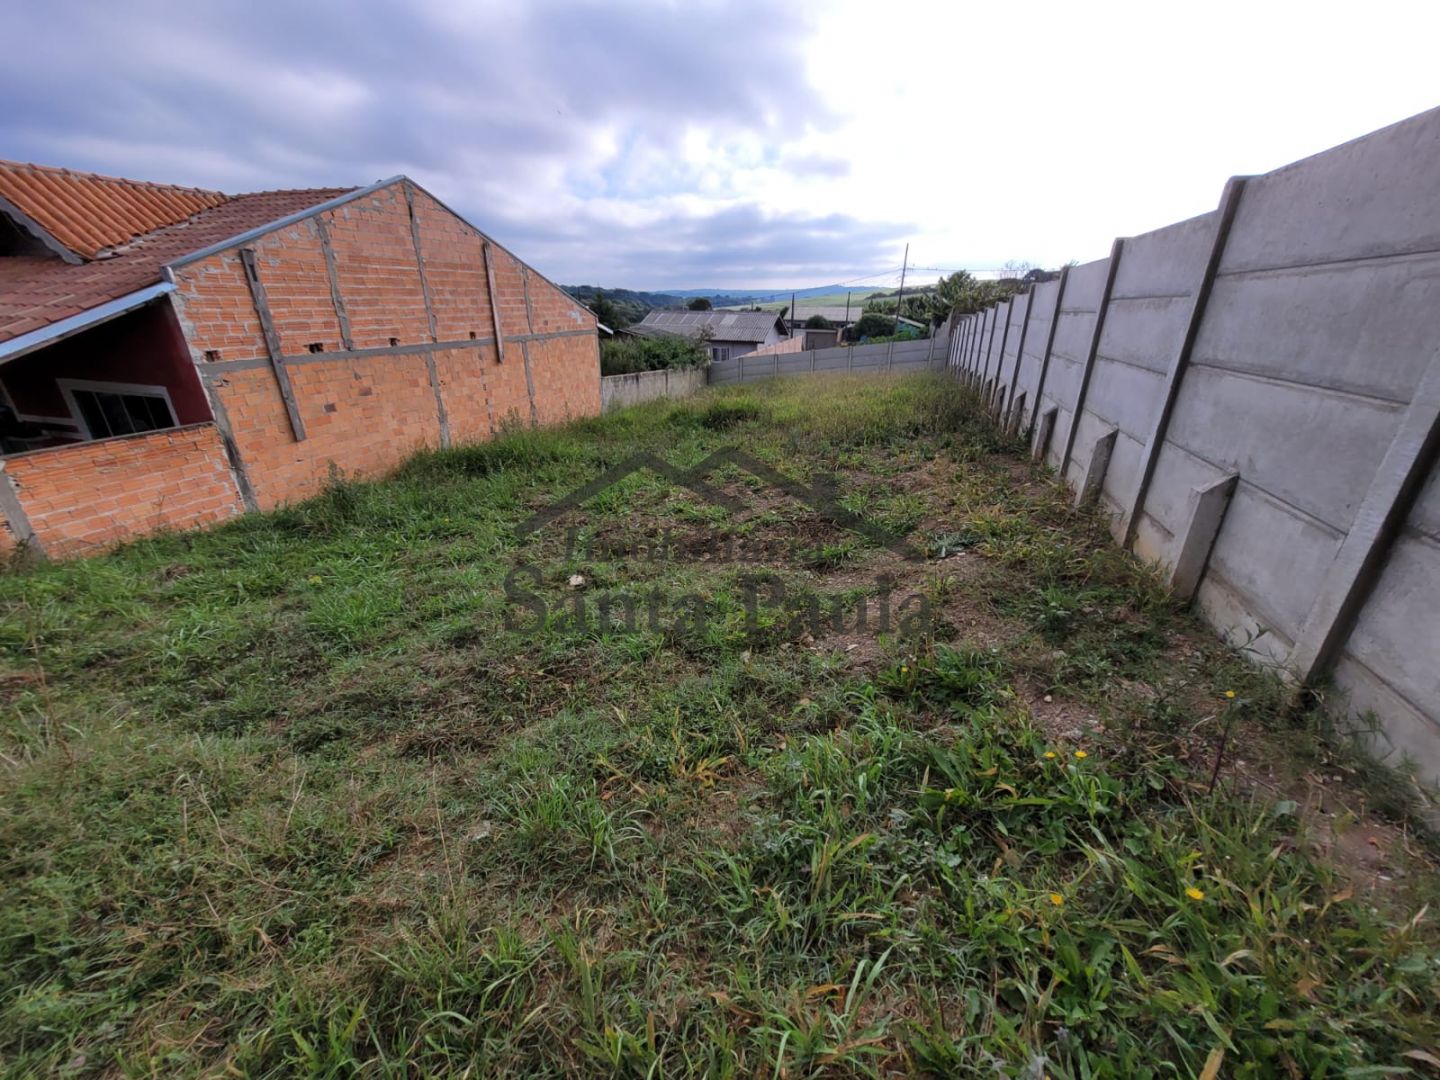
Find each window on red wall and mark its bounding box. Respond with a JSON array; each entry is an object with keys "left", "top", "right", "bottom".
[{"left": 59, "top": 379, "right": 178, "bottom": 440}]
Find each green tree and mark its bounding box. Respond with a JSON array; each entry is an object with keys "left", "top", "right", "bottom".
[
  {"left": 687, "top": 297, "right": 713, "bottom": 311},
  {"left": 854, "top": 313, "right": 896, "bottom": 339},
  {"left": 589, "top": 292, "right": 624, "bottom": 329},
  {"left": 804, "top": 314, "right": 831, "bottom": 329},
  {"left": 600, "top": 334, "right": 708, "bottom": 376}
]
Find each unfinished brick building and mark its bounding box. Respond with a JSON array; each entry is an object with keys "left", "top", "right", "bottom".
[{"left": 0, "top": 161, "right": 600, "bottom": 558}]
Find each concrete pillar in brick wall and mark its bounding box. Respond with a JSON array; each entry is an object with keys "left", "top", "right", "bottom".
[{"left": 0, "top": 465, "right": 41, "bottom": 558}]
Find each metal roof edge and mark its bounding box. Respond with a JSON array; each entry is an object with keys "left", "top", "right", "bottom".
[
  {"left": 0, "top": 281, "right": 175, "bottom": 365},
  {"left": 163, "top": 176, "right": 404, "bottom": 272}
]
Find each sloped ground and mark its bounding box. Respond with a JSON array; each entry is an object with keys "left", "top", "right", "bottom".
[{"left": 1, "top": 375, "right": 1437, "bottom": 1077}]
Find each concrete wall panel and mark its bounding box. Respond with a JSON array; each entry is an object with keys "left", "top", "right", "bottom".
[
  {"left": 1043, "top": 349, "right": 1085, "bottom": 408},
  {"left": 1202, "top": 483, "right": 1344, "bottom": 646},
  {"left": 1338, "top": 532, "right": 1440, "bottom": 737},
  {"left": 1061, "top": 258, "right": 1110, "bottom": 311},
  {"left": 1097, "top": 295, "right": 1195, "bottom": 375},
  {"left": 1083, "top": 355, "right": 1167, "bottom": 442},
  {"left": 1113, "top": 211, "right": 1216, "bottom": 299},
  {"left": 1132, "top": 441, "right": 1234, "bottom": 564},
  {"left": 1331, "top": 652, "right": 1440, "bottom": 780},
  {"left": 1221, "top": 107, "right": 1440, "bottom": 273},
  {"left": 1165, "top": 364, "right": 1402, "bottom": 532},
  {"left": 1050, "top": 309, "right": 1095, "bottom": 366},
  {"left": 1097, "top": 429, "right": 1145, "bottom": 528},
  {"left": 1197, "top": 254, "right": 1440, "bottom": 402},
  {"left": 996, "top": 296, "right": 1029, "bottom": 388}
]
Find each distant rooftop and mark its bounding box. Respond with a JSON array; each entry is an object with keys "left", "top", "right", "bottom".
[
  {"left": 635, "top": 309, "right": 787, "bottom": 343},
  {"left": 788, "top": 305, "right": 862, "bottom": 324}
]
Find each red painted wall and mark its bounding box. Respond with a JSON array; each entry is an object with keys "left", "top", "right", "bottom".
[{"left": 0, "top": 300, "right": 211, "bottom": 428}]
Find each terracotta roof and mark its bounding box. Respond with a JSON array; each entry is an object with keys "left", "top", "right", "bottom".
[
  {"left": 0, "top": 160, "right": 229, "bottom": 260},
  {"left": 0, "top": 187, "right": 354, "bottom": 344}
]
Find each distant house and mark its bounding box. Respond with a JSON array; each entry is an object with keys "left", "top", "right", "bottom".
[
  {"left": 0, "top": 160, "right": 599, "bottom": 558},
  {"left": 784, "top": 305, "right": 859, "bottom": 332},
  {"left": 632, "top": 310, "right": 788, "bottom": 363}
]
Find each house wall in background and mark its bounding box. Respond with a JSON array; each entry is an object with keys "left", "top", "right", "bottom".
[
  {"left": 171, "top": 180, "right": 601, "bottom": 511},
  {"left": 0, "top": 179, "right": 601, "bottom": 555}
]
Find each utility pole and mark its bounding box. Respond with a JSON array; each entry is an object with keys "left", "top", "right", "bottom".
[
  {"left": 791, "top": 291, "right": 797, "bottom": 334},
  {"left": 844, "top": 291, "right": 851, "bottom": 325},
  {"left": 893, "top": 243, "right": 909, "bottom": 326}
]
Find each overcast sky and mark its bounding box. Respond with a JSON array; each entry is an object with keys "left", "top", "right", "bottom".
[{"left": 4, "top": 1, "right": 1438, "bottom": 290}]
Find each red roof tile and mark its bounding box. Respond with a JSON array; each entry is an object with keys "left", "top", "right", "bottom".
[
  {"left": 0, "top": 160, "right": 229, "bottom": 259},
  {"left": 0, "top": 186, "right": 354, "bottom": 345}
]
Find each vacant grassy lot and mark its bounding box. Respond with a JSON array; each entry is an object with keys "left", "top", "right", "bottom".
[{"left": 2, "top": 375, "right": 1437, "bottom": 1078}]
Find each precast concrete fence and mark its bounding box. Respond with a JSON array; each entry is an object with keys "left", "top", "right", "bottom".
[
  {"left": 709, "top": 333, "right": 950, "bottom": 385},
  {"left": 600, "top": 367, "right": 709, "bottom": 412},
  {"left": 947, "top": 106, "right": 1440, "bottom": 782}
]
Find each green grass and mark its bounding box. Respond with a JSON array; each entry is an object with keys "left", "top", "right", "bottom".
[{"left": 1, "top": 375, "right": 1437, "bottom": 1077}]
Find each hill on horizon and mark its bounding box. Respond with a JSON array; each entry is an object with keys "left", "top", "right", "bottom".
[
  {"left": 660, "top": 284, "right": 881, "bottom": 302},
  {"left": 562, "top": 283, "right": 889, "bottom": 327}
]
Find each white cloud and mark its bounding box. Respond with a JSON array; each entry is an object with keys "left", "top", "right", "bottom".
[{"left": 4, "top": 0, "right": 1439, "bottom": 287}]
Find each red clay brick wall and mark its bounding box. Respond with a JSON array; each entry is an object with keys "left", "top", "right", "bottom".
[
  {"left": 170, "top": 180, "right": 600, "bottom": 511},
  {"left": 1, "top": 423, "right": 243, "bottom": 558}
]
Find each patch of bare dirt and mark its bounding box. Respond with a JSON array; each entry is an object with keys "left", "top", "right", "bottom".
[{"left": 1018, "top": 681, "right": 1104, "bottom": 744}]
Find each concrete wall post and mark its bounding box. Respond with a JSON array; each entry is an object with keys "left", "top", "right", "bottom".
[
  {"left": 1001, "top": 294, "right": 1032, "bottom": 404},
  {"left": 1024, "top": 266, "right": 1071, "bottom": 438},
  {"left": 979, "top": 302, "right": 1002, "bottom": 391},
  {"left": 1007, "top": 391, "right": 1027, "bottom": 436},
  {"left": 1168, "top": 473, "right": 1239, "bottom": 601},
  {"left": 1060, "top": 238, "right": 1125, "bottom": 475},
  {"left": 1033, "top": 406, "right": 1058, "bottom": 462},
  {"left": 1075, "top": 427, "right": 1118, "bottom": 508},
  {"left": 1121, "top": 176, "right": 1249, "bottom": 547},
  {"left": 1288, "top": 345, "right": 1440, "bottom": 683},
  {"left": 0, "top": 464, "right": 42, "bottom": 557}
]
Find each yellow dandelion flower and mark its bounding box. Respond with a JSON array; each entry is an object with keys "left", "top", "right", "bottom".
[
  {"left": 1074, "top": 750, "right": 1088, "bottom": 759},
  {"left": 1224, "top": 690, "right": 1236, "bottom": 699},
  {"left": 307, "top": 575, "right": 323, "bottom": 585},
  {"left": 900, "top": 665, "right": 909, "bottom": 673},
  {"left": 1043, "top": 751, "right": 1057, "bottom": 760},
  {"left": 1185, "top": 887, "right": 1205, "bottom": 901},
  {"left": 1048, "top": 893, "right": 1064, "bottom": 906}
]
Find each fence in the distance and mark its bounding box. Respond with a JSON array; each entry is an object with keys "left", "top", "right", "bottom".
[{"left": 709, "top": 334, "right": 949, "bottom": 385}]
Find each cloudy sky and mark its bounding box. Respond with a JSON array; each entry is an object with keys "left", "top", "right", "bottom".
[{"left": 4, "top": 1, "right": 1438, "bottom": 290}]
